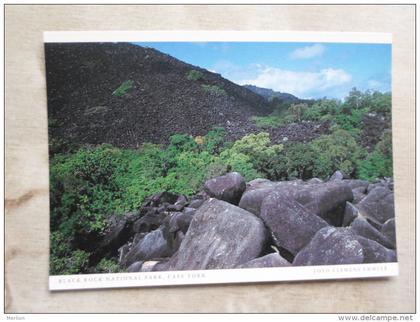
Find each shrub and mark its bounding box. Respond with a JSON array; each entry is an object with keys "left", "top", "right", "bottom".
[
  {"left": 49, "top": 145, "right": 126, "bottom": 236},
  {"left": 219, "top": 150, "right": 262, "bottom": 181},
  {"left": 165, "top": 150, "right": 219, "bottom": 194},
  {"left": 94, "top": 258, "right": 122, "bottom": 273},
  {"left": 358, "top": 131, "right": 393, "bottom": 181},
  {"left": 310, "top": 129, "right": 364, "bottom": 179},
  {"left": 186, "top": 69, "right": 204, "bottom": 81},
  {"left": 369, "top": 91, "right": 391, "bottom": 114},
  {"left": 357, "top": 151, "right": 393, "bottom": 182},
  {"left": 342, "top": 88, "right": 391, "bottom": 116},
  {"left": 289, "top": 103, "right": 308, "bottom": 122},
  {"left": 223, "top": 133, "right": 283, "bottom": 179},
  {"left": 333, "top": 108, "right": 368, "bottom": 138},
  {"left": 203, "top": 127, "right": 227, "bottom": 154},
  {"left": 251, "top": 115, "right": 285, "bottom": 128},
  {"left": 50, "top": 248, "right": 90, "bottom": 275},
  {"left": 302, "top": 99, "right": 339, "bottom": 121},
  {"left": 252, "top": 104, "right": 299, "bottom": 128},
  {"left": 168, "top": 134, "right": 198, "bottom": 152},
  {"left": 268, "top": 142, "right": 316, "bottom": 180},
  {"left": 113, "top": 80, "right": 134, "bottom": 97},
  {"left": 201, "top": 84, "right": 227, "bottom": 96},
  {"left": 204, "top": 161, "right": 229, "bottom": 180}
]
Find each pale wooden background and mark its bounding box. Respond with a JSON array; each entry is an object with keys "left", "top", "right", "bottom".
[{"left": 5, "top": 4, "right": 415, "bottom": 313}]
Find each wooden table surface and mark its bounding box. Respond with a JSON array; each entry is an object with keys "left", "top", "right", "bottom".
[{"left": 4, "top": 4, "right": 415, "bottom": 313}]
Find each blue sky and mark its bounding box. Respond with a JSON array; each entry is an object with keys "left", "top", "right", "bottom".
[{"left": 134, "top": 42, "right": 391, "bottom": 99}]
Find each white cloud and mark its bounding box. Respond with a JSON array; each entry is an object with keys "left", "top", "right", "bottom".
[
  {"left": 238, "top": 66, "right": 351, "bottom": 97},
  {"left": 290, "top": 44, "right": 325, "bottom": 60},
  {"left": 367, "top": 79, "right": 383, "bottom": 89}
]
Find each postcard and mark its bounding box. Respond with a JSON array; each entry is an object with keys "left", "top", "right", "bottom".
[{"left": 44, "top": 31, "right": 397, "bottom": 290}]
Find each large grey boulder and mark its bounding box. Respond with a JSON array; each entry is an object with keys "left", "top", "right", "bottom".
[
  {"left": 132, "top": 212, "right": 166, "bottom": 234},
  {"left": 293, "top": 227, "right": 364, "bottom": 266},
  {"left": 127, "top": 261, "right": 143, "bottom": 273},
  {"left": 367, "top": 179, "right": 394, "bottom": 194},
  {"left": 237, "top": 253, "right": 291, "bottom": 269},
  {"left": 189, "top": 198, "right": 205, "bottom": 209},
  {"left": 343, "top": 179, "right": 369, "bottom": 191},
  {"left": 246, "top": 178, "right": 276, "bottom": 191},
  {"left": 238, "top": 188, "right": 274, "bottom": 215},
  {"left": 381, "top": 218, "right": 397, "bottom": 248},
  {"left": 89, "top": 212, "right": 141, "bottom": 264},
  {"left": 352, "top": 187, "right": 367, "bottom": 204},
  {"left": 307, "top": 178, "right": 323, "bottom": 184},
  {"left": 350, "top": 217, "right": 394, "bottom": 249},
  {"left": 169, "top": 199, "right": 268, "bottom": 270},
  {"left": 168, "top": 212, "right": 193, "bottom": 234},
  {"left": 357, "top": 186, "right": 395, "bottom": 224},
  {"left": 357, "top": 236, "right": 397, "bottom": 263},
  {"left": 121, "top": 228, "right": 173, "bottom": 267},
  {"left": 260, "top": 190, "right": 329, "bottom": 255},
  {"left": 342, "top": 202, "right": 359, "bottom": 226},
  {"left": 204, "top": 172, "right": 246, "bottom": 205},
  {"left": 273, "top": 181, "right": 353, "bottom": 226},
  {"left": 239, "top": 179, "right": 312, "bottom": 216},
  {"left": 329, "top": 170, "right": 345, "bottom": 181},
  {"left": 140, "top": 261, "right": 160, "bottom": 272}
]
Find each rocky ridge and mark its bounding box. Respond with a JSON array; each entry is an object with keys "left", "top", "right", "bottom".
[{"left": 45, "top": 43, "right": 331, "bottom": 154}]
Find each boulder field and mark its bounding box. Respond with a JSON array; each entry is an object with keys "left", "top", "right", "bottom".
[{"left": 92, "top": 171, "right": 397, "bottom": 273}]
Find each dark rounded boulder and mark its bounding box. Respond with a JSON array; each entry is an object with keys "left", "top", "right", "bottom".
[
  {"left": 121, "top": 228, "right": 173, "bottom": 267},
  {"left": 307, "top": 178, "right": 323, "bottom": 184},
  {"left": 169, "top": 199, "right": 268, "bottom": 270},
  {"left": 189, "top": 199, "right": 205, "bottom": 209},
  {"left": 381, "top": 218, "right": 396, "bottom": 248},
  {"left": 260, "top": 190, "right": 329, "bottom": 256},
  {"left": 293, "top": 227, "right": 364, "bottom": 266},
  {"left": 168, "top": 212, "right": 193, "bottom": 234},
  {"left": 357, "top": 236, "right": 397, "bottom": 263},
  {"left": 204, "top": 172, "right": 246, "bottom": 205},
  {"left": 352, "top": 187, "right": 367, "bottom": 204},
  {"left": 357, "top": 186, "right": 395, "bottom": 224},
  {"left": 132, "top": 212, "right": 166, "bottom": 234},
  {"left": 127, "top": 261, "right": 143, "bottom": 272},
  {"left": 246, "top": 178, "right": 276, "bottom": 192},
  {"left": 350, "top": 216, "right": 394, "bottom": 249},
  {"left": 274, "top": 181, "right": 353, "bottom": 226},
  {"left": 343, "top": 179, "right": 369, "bottom": 192},
  {"left": 329, "top": 170, "right": 345, "bottom": 181},
  {"left": 238, "top": 187, "right": 274, "bottom": 216},
  {"left": 140, "top": 261, "right": 160, "bottom": 272},
  {"left": 342, "top": 202, "right": 359, "bottom": 227}
]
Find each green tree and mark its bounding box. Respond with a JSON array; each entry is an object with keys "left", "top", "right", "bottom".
[
  {"left": 290, "top": 103, "right": 308, "bottom": 122},
  {"left": 311, "top": 129, "right": 365, "bottom": 179},
  {"left": 358, "top": 131, "right": 393, "bottom": 181}
]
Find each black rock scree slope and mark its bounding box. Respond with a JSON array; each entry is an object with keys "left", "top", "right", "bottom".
[{"left": 45, "top": 42, "right": 277, "bottom": 152}]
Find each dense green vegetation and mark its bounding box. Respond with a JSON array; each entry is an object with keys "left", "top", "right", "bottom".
[
  {"left": 49, "top": 88, "right": 393, "bottom": 275},
  {"left": 250, "top": 89, "right": 392, "bottom": 181}
]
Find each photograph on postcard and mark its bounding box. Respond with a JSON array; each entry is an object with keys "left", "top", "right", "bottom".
[{"left": 44, "top": 31, "right": 397, "bottom": 290}]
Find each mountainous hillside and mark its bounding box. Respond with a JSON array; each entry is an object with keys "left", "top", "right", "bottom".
[
  {"left": 243, "top": 84, "right": 300, "bottom": 103},
  {"left": 45, "top": 43, "right": 272, "bottom": 152}
]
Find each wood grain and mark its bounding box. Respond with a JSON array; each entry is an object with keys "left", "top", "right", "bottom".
[{"left": 5, "top": 4, "right": 415, "bottom": 313}]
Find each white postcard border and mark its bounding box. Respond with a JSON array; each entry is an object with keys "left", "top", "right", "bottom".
[
  {"left": 43, "top": 30, "right": 392, "bottom": 44},
  {"left": 49, "top": 263, "right": 398, "bottom": 291}
]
